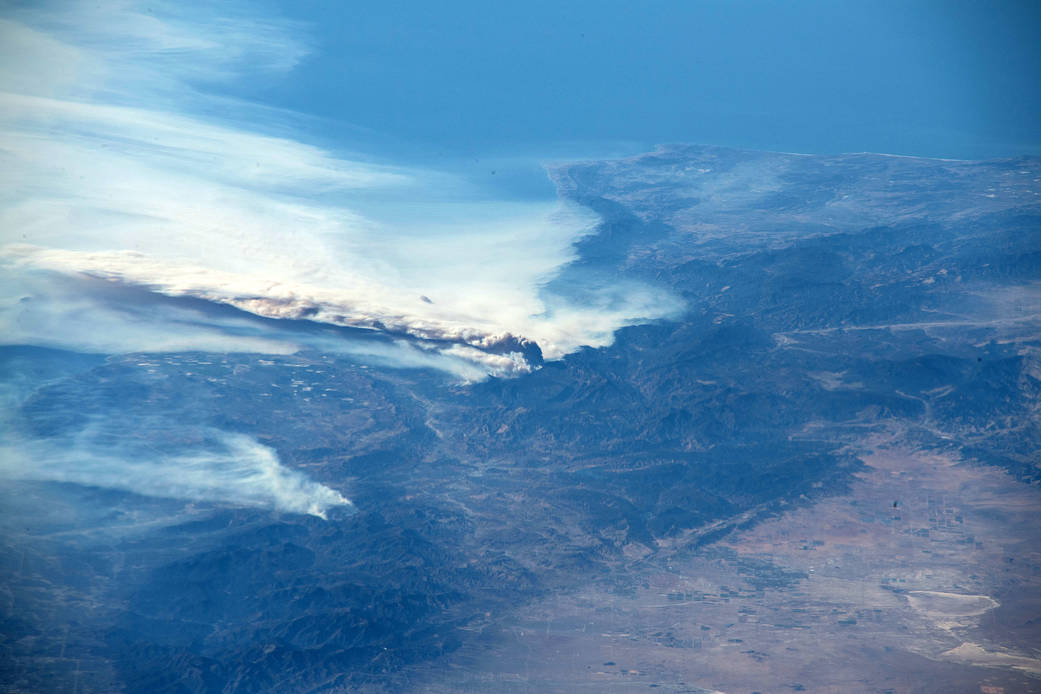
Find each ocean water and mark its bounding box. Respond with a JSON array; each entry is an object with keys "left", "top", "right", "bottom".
[{"left": 231, "top": 0, "right": 1041, "bottom": 173}]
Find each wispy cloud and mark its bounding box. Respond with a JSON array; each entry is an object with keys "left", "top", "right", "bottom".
[
  {"left": 0, "top": 0, "right": 310, "bottom": 97},
  {"left": 0, "top": 1, "right": 680, "bottom": 377}
]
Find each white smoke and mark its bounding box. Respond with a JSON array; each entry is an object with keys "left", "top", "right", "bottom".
[
  {"left": 0, "top": 1, "right": 681, "bottom": 376},
  {"left": 0, "top": 267, "right": 533, "bottom": 381},
  {"left": 0, "top": 429, "right": 352, "bottom": 518}
]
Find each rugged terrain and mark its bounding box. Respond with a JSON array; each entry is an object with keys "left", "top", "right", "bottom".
[{"left": 2, "top": 146, "right": 1039, "bottom": 693}]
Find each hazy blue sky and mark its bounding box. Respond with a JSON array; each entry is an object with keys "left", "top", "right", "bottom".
[{"left": 237, "top": 0, "right": 1041, "bottom": 164}]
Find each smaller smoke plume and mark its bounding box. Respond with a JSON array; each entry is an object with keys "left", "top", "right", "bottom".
[{"left": 0, "top": 427, "right": 352, "bottom": 518}]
